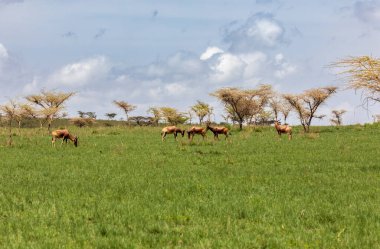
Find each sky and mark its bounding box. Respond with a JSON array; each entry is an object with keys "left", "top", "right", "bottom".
[{"left": 0, "top": 0, "right": 379, "bottom": 124}]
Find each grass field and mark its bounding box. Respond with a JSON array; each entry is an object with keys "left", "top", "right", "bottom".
[{"left": 0, "top": 124, "right": 379, "bottom": 248}]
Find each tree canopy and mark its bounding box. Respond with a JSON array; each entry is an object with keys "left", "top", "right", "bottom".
[
  {"left": 332, "top": 56, "right": 380, "bottom": 106},
  {"left": 25, "top": 90, "right": 75, "bottom": 131},
  {"left": 191, "top": 101, "right": 213, "bottom": 124},
  {"left": 284, "top": 86, "right": 337, "bottom": 132},
  {"left": 211, "top": 84, "right": 272, "bottom": 130}
]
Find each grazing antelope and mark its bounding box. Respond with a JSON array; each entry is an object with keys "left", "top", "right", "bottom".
[
  {"left": 161, "top": 126, "right": 185, "bottom": 141},
  {"left": 51, "top": 129, "right": 78, "bottom": 147},
  {"left": 206, "top": 123, "right": 229, "bottom": 140},
  {"left": 187, "top": 126, "right": 207, "bottom": 141},
  {"left": 274, "top": 120, "right": 292, "bottom": 140}
]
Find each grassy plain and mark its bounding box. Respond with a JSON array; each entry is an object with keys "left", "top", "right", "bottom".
[{"left": 0, "top": 124, "right": 379, "bottom": 248}]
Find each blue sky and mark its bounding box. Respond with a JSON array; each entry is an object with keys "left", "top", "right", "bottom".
[{"left": 0, "top": 0, "right": 379, "bottom": 124}]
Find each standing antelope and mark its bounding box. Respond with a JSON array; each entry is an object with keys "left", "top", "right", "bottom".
[
  {"left": 206, "top": 123, "right": 229, "bottom": 140},
  {"left": 187, "top": 126, "right": 207, "bottom": 141},
  {"left": 51, "top": 129, "right": 78, "bottom": 147},
  {"left": 274, "top": 120, "right": 292, "bottom": 140},
  {"left": 161, "top": 126, "right": 185, "bottom": 141}
]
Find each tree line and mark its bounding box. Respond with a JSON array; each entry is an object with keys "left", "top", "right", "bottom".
[{"left": 1, "top": 55, "right": 379, "bottom": 145}]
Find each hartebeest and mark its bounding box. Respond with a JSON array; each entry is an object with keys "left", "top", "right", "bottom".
[
  {"left": 51, "top": 129, "right": 78, "bottom": 147},
  {"left": 187, "top": 126, "right": 207, "bottom": 141},
  {"left": 206, "top": 123, "right": 229, "bottom": 140},
  {"left": 274, "top": 120, "right": 292, "bottom": 140},
  {"left": 161, "top": 126, "right": 185, "bottom": 141}
]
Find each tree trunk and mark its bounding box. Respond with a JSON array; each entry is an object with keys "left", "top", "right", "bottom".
[
  {"left": 239, "top": 121, "right": 243, "bottom": 130},
  {"left": 126, "top": 114, "right": 130, "bottom": 127},
  {"left": 18, "top": 121, "right": 21, "bottom": 135},
  {"left": 302, "top": 123, "right": 309, "bottom": 132},
  {"left": 306, "top": 117, "right": 313, "bottom": 133},
  {"left": 47, "top": 118, "right": 52, "bottom": 133},
  {"left": 8, "top": 120, "right": 13, "bottom": 146}
]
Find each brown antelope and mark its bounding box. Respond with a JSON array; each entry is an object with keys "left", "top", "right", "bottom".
[
  {"left": 206, "top": 123, "right": 229, "bottom": 140},
  {"left": 274, "top": 120, "right": 292, "bottom": 140},
  {"left": 161, "top": 126, "right": 185, "bottom": 141},
  {"left": 187, "top": 126, "right": 207, "bottom": 141},
  {"left": 51, "top": 129, "right": 78, "bottom": 147}
]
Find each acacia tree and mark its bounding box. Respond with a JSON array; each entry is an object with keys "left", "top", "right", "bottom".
[
  {"left": 159, "top": 107, "right": 188, "bottom": 125},
  {"left": 187, "top": 111, "right": 193, "bottom": 125},
  {"left": 222, "top": 105, "right": 238, "bottom": 125},
  {"left": 78, "top": 111, "right": 85, "bottom": 118},
  {"left": 12, "top": 103, "right": 35, "bottom": 131},
  {"left": 85, "top": 112, "right": 96, "bottom": 119},
  {"left": 78, "top": 111, "right": 97, "bottom": 120},
  {"left": 191, "top": 100, "right": 213, "bottom": 124},
  {"left": 0, "top": 100, "right": 18, "bottom": 146},
  {"left": 283, "top": 86, "right": 337, "bottom": 132},
  {"left": 147, "top": 107, "right": 161, "bottom": 126},
  {"left": 269, "top": 96, "right": 282, "bottom": 121},
  {"left": 269, "top": 93, "right": 292, "bottom": 123},
  {"left": 26, "top": 90, "right": 75, "bottom": 132},
  {"left": 70, "top": 117, "right": 87, "bottom": 128},
  {"left": 246, "top": 85, "right": 273, "bottom": 125},
  {"left": 113, "top": 100, "right": 136, "bottom": 126},
  {"left": 105, "top": 113, "right": 117, "bottom": 120},
  {"left": 70, "top": 117, "right": 95, "bottom": 128},
  {"left": 332, "top": 56, "right": 380, "bottom": 106},
  {"left": 330, "top": 109, "right": 346, "bottom": 126},
  {"left": 280, "top": 102, "right": 292, "bottom": 124},
  {"left": 211, "top": 85, "right": 272, "bottom": 130}
]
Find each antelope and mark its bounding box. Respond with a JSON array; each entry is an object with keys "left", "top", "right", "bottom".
[
  {"left": 161, "top": 126, "right": 185, "bottom": 141},
  {"left": 274, "top": 120, "right": 292, "bottom": 140},
  {"left": 206, "top": 123, "right": 229, "bottom": 140},
  {"left": 187, "top": 126, "right": 207, "bottom": 141},
  {"left": 51, "top": 129, "right": 78, "bottom": 147}
]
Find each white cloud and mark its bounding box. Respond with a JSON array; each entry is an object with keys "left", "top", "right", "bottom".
[
  {"left": 204, "top": 50, "right": 295, "bottom": 84},
  {"left": 224, "top": 13, "right": 285, "bottom": 52},
  {"left": 0, "top": 42, "right": 33, "bottom": 98},
  {"left": 200, "top": 46, "right": 224, "bottom": 60},
  {"left": 22, "top": 77, "right": 38, "bottom": 94},
  {"left": 246, "top": 19, "right": 283, "bottom": 46},
  {"left": 145, "top": 64, "right": 166, "bottom": 78},
  {"left": 165, "top": 83, "right": 187, "bottom": 95},
  {"left": 0, "top": 43, "right": 9, "bottom": 60},
  {"left": 209, "top": 52, "right": 245, "bottom": 83},
  {"left": 273, "top": 53, "right": 296, "bottom": 79},
  {"left": 115, "top": 74, "right": 128, "bottom": 83},
  {"left": 140, "top": 52, "right": 205, "bottom": 80},
  {"left": 274, "top": 53, "right": 284, "bottom": 63},
  {"left": 148, "top": 86, "right": 163, "bottom": 99},
  {"left": 166, "top": 52, "right": 204, "bottom": 76},
  {"left": 240, "top": 52, "right": 268, "bottom": 79},
  {"left": 48, "top": 56, "right": 110, "bottom": 87}
]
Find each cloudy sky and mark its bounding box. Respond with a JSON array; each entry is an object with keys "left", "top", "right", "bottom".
[{"left": 0, "top": 0, "right": 379, "bottom": 124}]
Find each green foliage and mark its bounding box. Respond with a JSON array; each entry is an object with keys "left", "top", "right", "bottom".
[
  {"left": 191, "top": 100, "right": 213, "bottom": 124},
  {"left": 0, "top": 125, "right": 379, "bottom": 248},
  {"left": 159, "top": 107, "right": 188, "bottom": 125}
]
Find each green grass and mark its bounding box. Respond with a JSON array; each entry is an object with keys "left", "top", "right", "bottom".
[{"left": 0, "top": 124, "right": 379, "bottom": 248}]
